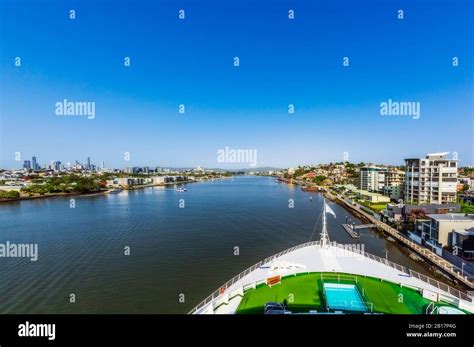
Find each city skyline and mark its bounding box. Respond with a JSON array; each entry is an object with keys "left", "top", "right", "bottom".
[
  {"left": 5, "top": 150, "right": 473, "bottom": 172},
  {"left": 1, "top": 0, "right": 473, "bottom": 168}
]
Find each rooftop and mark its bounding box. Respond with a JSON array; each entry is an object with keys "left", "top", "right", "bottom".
[
  {"left": 426, "top": 152, "right": 450, "bottom": 157},
  {"left": 453, "top": 228, "right": 474, "bottom": 236},
  {"left": 427, "top": 213, "right": 474, "bottom": 222}
]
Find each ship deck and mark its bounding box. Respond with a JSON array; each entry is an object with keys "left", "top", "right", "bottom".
[
  {"left": 191, "top": 242, "right": 474, "bottom": 314},
  {"left": 235, "top": 272, "right": 469, "bottom": 314}
]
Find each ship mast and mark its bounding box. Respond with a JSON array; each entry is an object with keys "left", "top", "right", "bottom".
[{"left": 320, "top": 198, "right": 330, "bottom": 248}]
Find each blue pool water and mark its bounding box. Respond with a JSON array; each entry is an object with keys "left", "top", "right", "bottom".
[{"left": 323, "top": 283, "right": 366, "bottom": 312}]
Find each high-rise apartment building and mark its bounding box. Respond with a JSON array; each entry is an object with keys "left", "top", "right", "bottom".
[{"left": 404, "top": 152, "right": 457, "bottom": 204}]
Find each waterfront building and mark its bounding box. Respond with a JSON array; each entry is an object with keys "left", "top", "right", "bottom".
[
  {"left": 405, "top": 203, "right": 460, "bottom": 219},
  {"left": 383, "top": 203, "right": 460, "bottom": 223},
  {"left": 452, "top": 227, "right": 474, "bottom": 260},
  {"left": 106, "top": 177, "right": 145, "bottom": 187},
  {"left": 152, "top": 176, "right": 166, "bottom": 185},
  {"left": 382, "top": 169, "right": 405, "bottom": 200},
  {"left": 339, "top": 184, "right": 390, "bottom": 203},
  {"left": 383, "top": 204, "right": 404, "bottom": 222},
  {"left": 147, "top": 176, "right": 175, "bottom": 184},
  {"left": 404, "top": 152, "right": 458, "bottom": 204},
  {"left": 303, "top": 172, "right": 317, "bottom": 180},
  {"left": 357, "top": 190, "right": 390, "bottom": 203},
  {"left": 418, "top": 213, "right": 474, "bottom": 248},
  {"left": 359, "top": 166, "right": 384, "bottom": 192}
]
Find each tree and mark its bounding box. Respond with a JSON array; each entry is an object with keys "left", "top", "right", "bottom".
[
  {"left": 0, "top": 190, "right": 20, "bottom": 199},
  {"left": 407, "top": 208, "right": 427, "bottom": 231},
  {"left": 313, "top": 175, "right": 327, "bottom": 185}
]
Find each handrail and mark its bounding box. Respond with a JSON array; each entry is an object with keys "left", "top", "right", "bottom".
[
  {"left": 189, "top": 241, "right": 472, "bottom": 314},
  {"left": 425, "top": 301, "right": 435, "bottom": 314},
  {"left": 189, "top": 241, "right": 320, "bottom": 313}
]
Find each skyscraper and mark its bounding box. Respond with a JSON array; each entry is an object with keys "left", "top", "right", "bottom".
[
  {"left": 23, "top": 160, "right": 31, "bottom": 170},
  {"left": 32, "top": 156, "right": 38, "bottom": 170},
  {"left": 87, "top": 157, "right": 91, "bottom": 170}
]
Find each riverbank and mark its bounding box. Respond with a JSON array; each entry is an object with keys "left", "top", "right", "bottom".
[
  {"left": 123, "top": 176, "right": 229, "bottom": 191},
  {"left": 0, "top": 190, "right": 107, "bottom": 203},
  {"left": 0, "top": 176, "right": 229, "bottom": 203}
]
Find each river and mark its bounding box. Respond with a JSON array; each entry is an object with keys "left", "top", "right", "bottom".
[{"left": 0, "top": 176, "right": 444, "bottom": 313}]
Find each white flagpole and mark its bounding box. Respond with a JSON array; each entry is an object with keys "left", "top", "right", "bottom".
[{"left": 320, "top": 198, "right": 330, "bottom": 248}]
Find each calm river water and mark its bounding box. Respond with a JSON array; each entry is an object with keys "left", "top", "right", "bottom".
[{"left": 0, "top": 176, "right": 438, "bottom": 313}]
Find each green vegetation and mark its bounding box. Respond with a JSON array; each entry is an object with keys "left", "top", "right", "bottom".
[
  {"left": 461, "top": 167, "right": 474, "bottom": 175},
  {"left": 292, "top": 166, "right": 307, "bottom": 178},
  {"left": 236, "top": 272, "right": 462, "bottom": 314},
  {"left": 0, "top": 190, "right": 20, "bottom": 199},
  {"left": 21, "top": 175, "right": 101, "bottom": 195},
  {"left": 456, "top": 196, "right": 474, "bottom": 214},
  {"left": 312, "top": 175, "right": 327, "bottom": 185},
  {"left": 358, "top": 201, "right": 388, "bottom": 213},
  {"left": 460, "top": 202, "right": 474, "bottom": 214}
]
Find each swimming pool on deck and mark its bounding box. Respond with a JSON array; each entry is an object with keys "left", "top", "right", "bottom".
[{"left": 323, "top": 283, "right": 367, "bottom": 312}]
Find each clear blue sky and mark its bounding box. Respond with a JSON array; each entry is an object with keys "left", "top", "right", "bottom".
[{"left": 1, "top": 0, "right": 473, "bottom": 169}]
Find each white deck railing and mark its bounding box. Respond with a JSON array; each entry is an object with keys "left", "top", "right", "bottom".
[
  {"left": 188, "top": 241, "right": 320, "bottom": 313},
  {"left": 189, "top": 241, "right": 472, "bottom": 314},
  {"left": 334, "top": 242, "right": 472, "bottom": 302}
]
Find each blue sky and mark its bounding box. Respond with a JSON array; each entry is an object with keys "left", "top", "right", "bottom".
[{"left": 1, "top": 0, "right": 473, "bottom": 169}]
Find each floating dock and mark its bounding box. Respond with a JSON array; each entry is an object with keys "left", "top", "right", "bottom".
[{"left": 341, "top": 224, "right": 360, "bottom": 239}]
